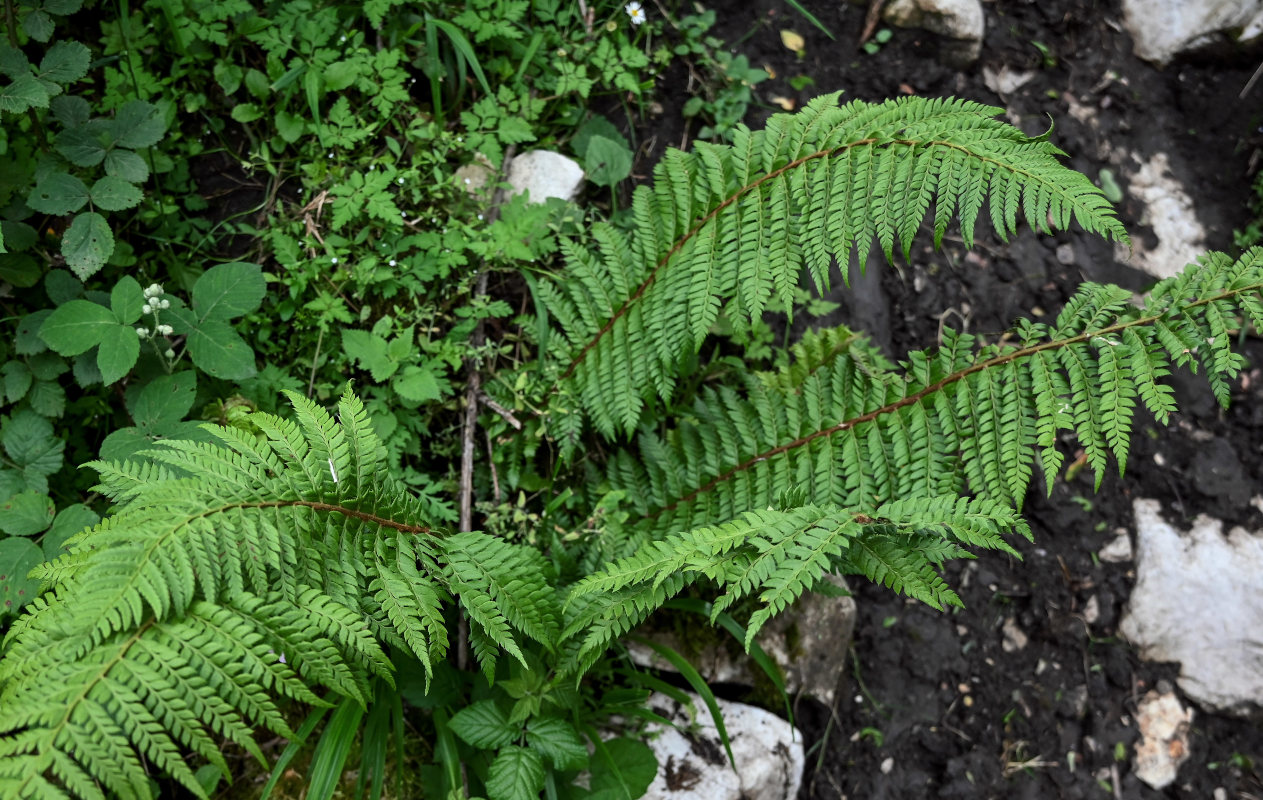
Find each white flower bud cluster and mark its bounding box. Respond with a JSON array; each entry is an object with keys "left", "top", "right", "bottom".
[{"left": 136, "top": 283, "right": 177, "bottom": 357}]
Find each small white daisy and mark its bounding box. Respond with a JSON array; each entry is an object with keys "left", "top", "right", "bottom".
[{"left": 625, "top": 1, "right": 646, "bottom": 25}]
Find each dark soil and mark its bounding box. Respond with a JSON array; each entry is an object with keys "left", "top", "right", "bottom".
[{"left": 654, "top": 0, "right": 1263, "bottom": 797}]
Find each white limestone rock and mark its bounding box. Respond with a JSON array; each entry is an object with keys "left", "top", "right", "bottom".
[
  {"left": 883, "top": 0, "right": 984, "bottom": 66},
  {"left": 503, "top": 150, "right": 584, "bottom": 203},
  {"left": 627, "top": 574, "right": 857, "bottom": 703},
  {"left": 1121, "top": 0, "right": 1263, "bottom": 65},
  {"left": 640, "top": 692, "right": 804, "bottom": 800},
  {"left": 1115, "top": 153, "right": 1206, "bottom": 281},
  {"left": 1133, "top": 687, "right": 1194, "bottom": 789},
  {"left": 1120, "top": 499, "right": 1263, "bottom": 716}
]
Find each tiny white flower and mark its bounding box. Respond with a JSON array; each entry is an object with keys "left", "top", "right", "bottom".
[
  {"left": 141, "top": 303, "right": 152, "bottom": 314},
  {"left": 144, "top": 283, "right": 164, "bottom": 298},
  {"left": 331, "top": 257, "right": 338, "bottom": 264},
  {"left": 388, "top": 259, "right": 396, "bottom": 266},
  {"left": 136, "top": 327, "right": 149, "bottom": 337},
  {"left": 625, "top": 1, "right": 646, "bottom": 25},
  {"left": 164, "top": 348, "right": 175, "bottom": 359},
  {"left": 160, "top": 299, "right": 170, "bottom": 309},
  {"left": 396, "top": 177, "right": 404, "bottom": 185},
  {"left": 401, "top": 210, "right": 407, "bottom": 217},
  {"left": 464, "top": 177, "right": 471, "bottom": 184},
  {"left": 327, "top": 152, "right": 334, "bottom": 159},
  {"left": 157, "top": 324, "right": 174, "bottom": 336},
  {"left": 477, "top": 213, "right": 484, "bottom": 220},
  {"left": 339, "top": 35, "right": 347, "bottom": 43}
]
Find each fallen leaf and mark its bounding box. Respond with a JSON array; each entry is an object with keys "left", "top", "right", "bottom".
[
  {"left": 763, "top": 64, "right": 777, "bottom": 79},
  {"left": 771, "top": 96, "right": 796, "bottom": 111},
  {"left": 780, "top": 29, "right": 805, "bottom": 54},
  {"left": 899, "top": 83, "right": 916, "bottom": 95}
]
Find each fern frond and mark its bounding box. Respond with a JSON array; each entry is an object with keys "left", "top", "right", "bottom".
[
  {"left": 606, "top": 249, "right": 1263, "bottom": 545},
  {"left": 563, "top": 497, "right": 1027, "bottom": 676},
  {"left": 0, "top": 387, "right": 561, "bottom": 800},
  {"left": 538, "top": 94, "right": 1128, "bottom": 436}
]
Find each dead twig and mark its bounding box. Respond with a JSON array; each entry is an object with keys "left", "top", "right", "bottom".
[
  {"left": 479, "top": 393, "right": 522, "bottom": 430},
  {"left": 457, "top": 145, "right": 517, "bottom": 670},
  {"left": 859, "top": 0, "right": 887, "bottom": 48}
]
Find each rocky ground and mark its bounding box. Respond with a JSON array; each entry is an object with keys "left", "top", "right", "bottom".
[{"left": 629, "top": 1, "right": 1263, "bottom": 798}]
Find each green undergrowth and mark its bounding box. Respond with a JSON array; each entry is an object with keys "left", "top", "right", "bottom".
[{"left": 1, "top": 3, "right": 1261, "bottom": 800}]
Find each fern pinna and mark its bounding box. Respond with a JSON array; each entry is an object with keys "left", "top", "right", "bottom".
[{"left": 536, "top": 94, "right": 1128, "bottom": 439}]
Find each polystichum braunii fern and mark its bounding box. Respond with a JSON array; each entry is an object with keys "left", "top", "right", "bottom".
[{"left": 3, "top": 91, "right": 1261, "bottom": 800}]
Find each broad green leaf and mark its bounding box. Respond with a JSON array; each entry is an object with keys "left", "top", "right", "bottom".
[
  {"left": 213, "top": 61, "right": 243, "bottom": 94},
  {"left": 275, "top": 110, "right": 306, "bottom": 143},
  {"left": 21, "top": 10, "right": 54, "bottom": 42},
  {"left": 323, "top": 60, "right": 359, "bottom": 91},
  {"left": 96, "top": 323, "right": 140, "bottom": 385},
  {"left": 1, "top": 221, "right": 36, "bottom": 252},
  {"left": 0, "top": 45, "right": 29, "bottom": 78},
  {"left": 0, "top": 469, "right": 26, "bottom": 502},
  {"left": 91, "top": 175, "right": 143, "bottom": 211},
  {"left": 62, "top": 211, "right": 113, "bottom": 279},
  {"left": 45, "top": 270, "right": 83, "bottom": 305},
  {"left": 111, "top": 275, "right": 144, "bottom": 323},
  {"left": 37, "top": 41, "right": 90, "bottom": 84},
  {"left": 185, "top": 319, "right": 257, "bottom": 379},
  {"left": 49, "top": 94, "right": 89, "bottom": 126},
  {"left": 342, "top": 330, "right": 397, "bottom": 382},
  {"left": 27, "top": 352, "right": 68, "bottom": 382},
  {"left": 584, "top": 135, "right": 633, "bottom": 188},
  {"left": 0, "top": 537, "right": 42, "bottom": 618},
  {"left": 38, "top": 299, "right": 116, "bottom": 355},
  {"left": 27, "top": 172, "right": 89, "bottom": 215},
  {"left": 44, "top": 0, "right": 85, "bottom": 14},
  {"left": 55, "top": 124, "right": 108, "bottom": 166},
  {"left": 230, "top": 103, "right": 263, "bottom": 123},
  {"left": 192, "top": 261, "right": 266, "bottom": 320},
  {"left": 447, "top": 700, "right": 517, "bottom": 749},
  {"left": 2, "top": 362, "right": 32, "bottom": 403},
  {"left": 588, "top": 738, "right": 657, "bottom": 800},
  {"left": 129, "top": 371, "right": 197, "bottom": 432},
  {"left": 0, "top": 254, "right": 41, "bottom": 287},
  {"left": 16, "top": 311, "right": 53, "bottom": 355},
  {"left": 41, "top": 503, "right": 99, "bottom": 559},
  {"left": 3, "top": 412, "right": 66, "bottom": 480},
  {"left": 525, "top": 718, "right": 587, "bottom": 770},
  {"left": 27, "top": 380, "right": 65, "bottom": 417},
  {"left": 104, "top": 149, "right": 149, "bottom": 182},
  {"left": 486, "top": 747, "right": 544, "bottom": 800},
  {"left": 393, "top": 364, "right": 442, "bottom": 403},
  {"left": 110, "top": 99, "right": 166, "bottom": 149},
  {"left": 0, "top": 75, "right": 48, "bottom": 113},
  {"left": 0, "top": 490, "right": 54, "bottom": 536},
  {"left": 98, "top": 426, "right": 150, "bottom": 463}
]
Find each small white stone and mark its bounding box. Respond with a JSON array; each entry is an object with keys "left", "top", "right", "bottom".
[
  {"left": 637, "top": 692, "right": 804, "bottom": 800},
  {"left": 504, "top": 150, "right": 585, "bottom": 203},
  {"left": 1002, "top": 617, "right": 1028, "bottom": 652},
  {"left": 1099, "top": 529, "right": 1133, "bottom": 563},
  {"left": 1133, "top": 688, "right": 1193, "bottom": 789},
  {"left": 880, "top": 757, "right": 895, "bottom": 774},
  {"left": 1082, "top": 595, "right": 1100, "bottom": 625}
]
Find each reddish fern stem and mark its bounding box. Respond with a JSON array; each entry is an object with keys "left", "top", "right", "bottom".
[{"left": 643, "top": 284, "right": 1262, "bottom": 521}]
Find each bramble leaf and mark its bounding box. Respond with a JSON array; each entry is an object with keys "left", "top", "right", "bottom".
[
  {"left": 27, "top": 172, "right": 89, "bottom": 215},
  {"left": 62, "top": 211, "right": 114, "bottom": 279},
  {"left": 39, "top": 299, "right": 116, "bottom": 355}
]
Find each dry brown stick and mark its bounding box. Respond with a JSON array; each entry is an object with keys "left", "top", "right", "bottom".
[
  {"left": 859, "top": 0, "right": 887, "bottom": 47},
  {"left": 456, "top": 145, "right": 516, "bottom": 670}
]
